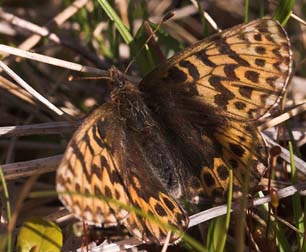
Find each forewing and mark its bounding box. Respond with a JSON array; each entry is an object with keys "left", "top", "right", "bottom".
[
  {"left": 140, "top": 17, "right": 292, "bottom": 121},
  {"left": 139, "top": 18, "right": 291, "bottom": 200},
  {"left": 56, "top": 106, "right": 130, "bottom": 226}
]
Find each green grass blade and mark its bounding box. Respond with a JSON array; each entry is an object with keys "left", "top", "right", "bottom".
[
  {"left": 216, "top": 169, "right": 233, "bottom": 251},
  {"left": 275, "top": 223, "right": 291, "bottom": 252},
  {"left": 273, "top": 0, "right": 295, "bottom": 26},
  {"left": 289, "top": 141, "right": 305, "bottom": 250},
  {"left": 257, "top": 192, "right": 291, "bottom": 252},
  {"left": 196, "top": 0, "right": 208, "bottom": 37},
  {"left": 0, "top": 165, "right": 12, "bottom": 252},
  {"left": 244, "top": 0, "right": 249, "bottom": 23},
  {"left": 259, "top": 0, "right": 265, "bottom": 17},
  {"left": 30, "top": 190, "right": 207, "bottom": 251},
  {"left": 96, "top": 0, "right": 133, "bottom": 44}
]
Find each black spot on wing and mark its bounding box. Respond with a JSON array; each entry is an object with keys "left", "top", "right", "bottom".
[
  {"left": 64, "top": 162, "right": 75, "bottom": 177},
  {"left": 228, "top": 159, "right": 239, "bottom": 169},
  {"left": 104, "top": 185, "right": 112, "bottom": 198},
  {"left": 56, "top": 174, "right": 66, "bottom": 185},
  {"left": 266, "top": 34, "right": 275, "bottom": 42},
  {"left": 71, "top": 142, "right": 90, "bottom": 181},
  {"left": 273, "top": 62, "right": 281, "bottom": 71},
  {"left": 272, "top": 48, "right": 281, "bottom": 57},
  {"left": 83, "top": 134, "right": 95, "bottom": 155},
  {"left": 114, "top": 189, "right": 121, "bottom": 200},
  {"left": 93, "top": 124, "right": 106, "bottom": 148},
  {"left": 234, "top": 101, "right": 246, "bottom": 110},
  {"left": 229, "top": 143, "right": 245, "bottom": 157},
  {"left": 162, "top": 196, "right": 176, "bottom": 212},
  {"left": 238, "top": 86, "right": 253, "bottom": 99},
  {"left": 75, "top": 183, "right": 81, "bottom": 193},
  {"left": 216, "top": 38, "right": 250, "bottom": 66},
  {"left": 266, "top": 76, "right": 278, "bottom": 86},
  {"left": 202, "top": 172, "right": 215, "bottom": 187},
  {"left": 94, "top": 185, "right": 102, "bottom": 196},
  {"left": 254, "top": 34, "right": 262, "bottom": 41},
  {"left": 238, "top": 33, "right": 248, "bottom": 41},
  {"left": 281, "top": 43, "right": 290, "bottom": 52},
  {"left": 163, "top": 66, "right": 187, "bottom": 82},
  {"left": 256, "top": 23, "right": 268, "bottom": 33},
  {"left": 245, "top": 70, "right": 259, "bottom": 83},
  {"left": 255, "top": 46, "right": 266, "bottom": 54},
  {"left": 255, "top": 58, "right": 265, "bottom": 67},
  {"left": 217, "top": 165, "right": 229, "bottom": 180},
  {"left": 195, "top": 49, "right": 216, "bottom": 67},
  {"left": 208, "top": 75, "right": 235, "bottom": 108},
  {"left": 92, "top": 163, "right": 102, "bottom": 178},
  {"left": 155, "top": 203, "right": 167, "bottom": 217},
  {"left": 224, "top": 64, "right": 239, "bottom": 80},
  {"left": 97, "top": 119, "right": 108, "bottom": 139},
  {"left": 179, "top": 60, "right": 200, "bottom": 80},
  {"left": 238, "top": 136, "right": 246, "bottom": 142}
]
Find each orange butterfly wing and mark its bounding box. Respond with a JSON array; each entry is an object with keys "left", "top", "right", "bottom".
[
  {"left": 139, "top": 18, "right": 292, "bottom": 200},
  {"left": 56, "top": 82, "right": 188, "bottom": 244}
]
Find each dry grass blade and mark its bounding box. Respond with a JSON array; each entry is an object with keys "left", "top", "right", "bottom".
[
  {"left": 264, "top": 135, "right": 306, "bottom": 175},
  {"left": 0, "top": 121, "right": 78, "bottom": 137},
  {"left": 259, "top": 102, "right": 306, "bottom": 130},
  {"left": 190, "top": 0, "right": 221, "bottom": 31},
  {"left": 0, "top": 61, "right": 65, "bottom": 116},
  {"left": 0, "top": 75, "right": 36, "bottom": 105},
  {"left": 1, "top": 0, "right": 90, "bottom": 61},
  {"left": 76, "top": 182, "right": 306, "bottom": 252},
  {"left": 0, "top": 45, "right": 106, "bottom": 76},
  {"left": 1, "top": 155, "right": 62, "bottom": 180},
  {"left": 0, "top": 8, "right": 61, "bottom": 48},
  {"left": 291, "top": 13, "right": 306, "bottom": 27}
]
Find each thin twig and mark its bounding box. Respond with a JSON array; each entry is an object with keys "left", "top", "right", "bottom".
[
  {"left": 0, "top": 165, "right": 12, "bottom": 252},
  {"left": 1, "top": 155, "right": 62, "bottom": 180},
  {"left": 0, "top": 45, "right": 106, "bottom": 75},
  {"left": 0, "top": 75, "right": 36, "bottom": 105},
  {"left": 259, "top": 103, "right": 306, "bottom": 130},
  {"left": 264, "top": 135, "right": 306, "bottom": 175},
  {"left": 1, "top": 0, "right": 90, "bottom": 63},
  {"left": 0, "top": 61, "right": 65, "bottom": 116},
  {"left": 0, "top": 8, "right": 106, "bottom": 68},
  {"left": 0, "top": 121, "right": 79, "bottom": 137},
  {"left": 190, "top": 0, "right": 221, "bottom": 31}
]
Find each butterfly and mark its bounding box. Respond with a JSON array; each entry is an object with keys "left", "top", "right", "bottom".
[{"left": 56, "top": 17, "right": 292, "bottom": 244}]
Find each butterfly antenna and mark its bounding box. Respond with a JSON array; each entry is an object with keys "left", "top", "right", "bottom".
[
  {"left": 124, "top": 11, "right": 174, "bottom": 74},
  {"left": 68, "top": 75, "right": 111, "bottom": 81}
]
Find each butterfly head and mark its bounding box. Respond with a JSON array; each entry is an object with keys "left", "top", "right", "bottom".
[{"left": 107, "top": 66, "right": 129, "bottom": 90}]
